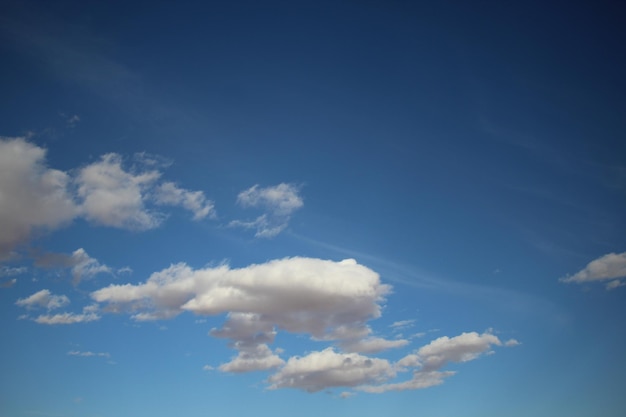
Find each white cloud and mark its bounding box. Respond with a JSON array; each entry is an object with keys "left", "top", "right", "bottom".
[
  {"left": 0, "top": 266, "right": 28, "bottom": 277},
  {"left": 76, "top": 153, "right": 163, "bottom": 230},
  {"left": 560, "top": 252, "right": 626, "bottom": 290},
  {"left": 416, "top": 331, "right": 502, "bottom": 371},
  {"left": 15, "top": 289, "right": 69, "bottom": 310},
  {"left": 0, "top": 137, "right": 216, "bottom": 258},
  {"left": 218, "top": 343, "right": 285, "bottom": 373},
  {"left": 92, "top": 257, "right": 388, "bottom": 341},
  {"left": 1, "top": 278, "right": 17, "bottom": 288},
  {"left": 154, "top": 182, "right": 215, "bottom": 220},
  {"left": 70, "top": 248, "right": 112, "bottom": 285},
  {"left": 0, "top": 137, "right": 77, "bottom": 259},
  {"left": 606, "top": 279, "right": 625, "bottom": 290},
  {"left": 390, "top": 319, "right": 415, "bottom": 329},
  {"left": 33, "top": 310, "right": 100, "bottom": 325},
  {"left": 230, "top": 183, "right": 303, "bottom": 237},
  {"left": 267, "top": 348, "right": 394, "bottom": 392},
  {"left": 359, "top": 331, "right": 505, "bottom": 393},
  {"left": 90, "top": 257, "right": 514, "bottom": 393},
  {"left": 340, "top": 337, "right": 409, "bottom": 354},
  {"left": 505, "top": 338, "right": 521, "bottom": 347},
  {"left": 67, "top": 350, "right": 110, "bottom": 358},
  {"left": 358, "top": 370, "right": 455, "bottom": 393}
]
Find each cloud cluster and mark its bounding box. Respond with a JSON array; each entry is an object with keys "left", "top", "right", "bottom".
[
  {"left": 229, "top": 183, "right": 303, "bottom": 237},
  {"left": 16, "top": 290, "right": 100, "bottom": 324},
  {"left": 560, "top": 252, "right": 626, "bottom": 290},
  {"left": 92, "top": 257, "right": 398, "bottom": 370},
  {"left": 0, "top": 137, "right": 216, "bottom": 259},
  {"left": 89, "top": 256, "right": 514, "bottom": 393}
]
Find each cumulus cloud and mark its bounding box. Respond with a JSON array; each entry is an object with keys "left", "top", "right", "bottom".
[
  {"left": 92, "top": 258, "right": 388, "bottom": 341},
  {"left": 0, "top": 137, "right": 77, "bottom": 259},
  {"left": 415, "top": 331, "right": 502, "bottom": 371},
  {"left": 358, "top": 331, "right": 506, "bottom": 393},
  {"left": 70, "top": 248, "right": 112, "bottom": 285},
  {"left": 89, "top": 257, "right": 514, "bottom": 393},
  {"left": 0, "top": 136, "right": 215, "bottom": 259},
  {"left": 31, "top": 248, "right": 112, "bottom": 285},
  {"left": 17, "top": 296, "right": 100, "bottom": 324},
  {"left": 75, "top": 153, "right": 163, "bottom": 230},
  {"left": 559, "top": 252, "right": 626, "bottom": 290},
  {"left": 15, "top": 289, "right": 69, "bottom": 310},
  {"left": 229, "top": 183, "right": 303, "bottom": 237},
  {"left": 267, "top": 348, "right": 394, "bottom": 392},
  {"left": 218, "top": 343, "right": 285, "bottom": 373}
]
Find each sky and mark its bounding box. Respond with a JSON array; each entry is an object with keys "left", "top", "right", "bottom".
[{"left": 1, "top": 0, "right": 625, "bottom": 416}]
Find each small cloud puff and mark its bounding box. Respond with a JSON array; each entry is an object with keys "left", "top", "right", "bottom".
[{"left": 229, "top": 183, "right": 303, "bottom": 237}]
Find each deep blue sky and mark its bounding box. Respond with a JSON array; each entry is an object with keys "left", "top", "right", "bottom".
[{"left": 1, "top": 1, "right": 625, "bottom": 416}]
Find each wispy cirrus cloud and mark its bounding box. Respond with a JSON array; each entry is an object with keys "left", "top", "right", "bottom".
[
  {"left": 229, "top": 183, "right": 303, "bottom": 237},
  {"left": 67, "top": 350, "right": 110, "bottom": 358}
]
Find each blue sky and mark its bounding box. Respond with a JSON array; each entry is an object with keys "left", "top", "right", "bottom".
[{"left": 1, "top": 0, "right": 625, "bottom": 416}]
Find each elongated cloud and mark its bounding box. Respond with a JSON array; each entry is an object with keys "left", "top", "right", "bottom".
[
  {"left": 16, "top": 289, "right": 70, "bottom": 310},
  {"left": 268, "top": 348, "right": 394, "bottom": 392},
  {"left": 67, "top": 350, "right": 110, "bottom": 358},
  {"left": 34, "top": 311, "right": 100, "bottom": 325},
  {"left": 359, "top": 332, "right": 507, "bottom": 393},
  {"left": 560, "top": 252, "right": 626, "bottom": 290},
  {"left": 92, "top": 257, "right": 389, "bottom": 339},
  {"left": 0, "top": 136, "right": 215, "bottom": 259},
  {"left": 230, "top": 183, "right": 303, "bottom": 237}
]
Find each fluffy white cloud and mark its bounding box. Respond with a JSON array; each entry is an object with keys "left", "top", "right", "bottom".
[
  {"left": 0, "top": 137, "right": 217, "bottom": 259},
  {"left": 15, "top": 289, "right": 70, "bottom": 310},
  {"left": 154, "top": 182, "right": 215, "bottom": 220},
  {"left": 90, "top": 256, "right": 515, "bottom": 393},
  {"left": 76, "top": 153, "right": 163, "bottom": 230},
  {"left": 230, "top": 183, "right": 303, "bottom": 237},
  {"left": 218, "top": 343, "right": 285, "bottom": 373},
  {"left": 70, "top": 248, "right": 112, "bottom": 285},
  {"left": 267, "top": 348, "right": 394, "bottom": 392},
  {"left": 560, "top": 252, "right": 626, "bottom": 290},
  {"left": 0, "top": 137, "right": 77, "bottom": 259},
  {"left": 416, "top": 331, "right": 502, "bottom": 371},
  {"left": 92, "top": 258, "right": 388, "bottom": 340}
]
